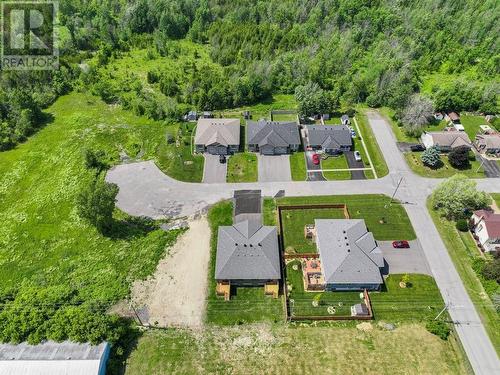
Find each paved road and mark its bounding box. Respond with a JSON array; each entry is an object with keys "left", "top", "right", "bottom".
[
  {"left": 345, "top": 151, "right": 366, "bottom": 180},
  {"left": 257, "top": 154, "right": 291, "bottom": 182},
  {"left": 107, "top": 111, "right": 500, "bottom": 375},
  {"left": 305, "top": 151, "right": 325, "bottom": 181},
  {"left": 475, "top": 152, "right": 500, "bottom": 178},
  {"left": 378, "top": 240, "right": 431, "bottom": 275},
  {"left": 202, "top": 154, "right": 227, "bottom": 183}
]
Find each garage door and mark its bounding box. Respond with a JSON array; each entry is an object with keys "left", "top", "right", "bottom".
[
  {"left": 207, "top": 145, "right": 228, "bottom": 155},
  {"left": 260, "top": 146, "right": 275, "bottom": 155}
]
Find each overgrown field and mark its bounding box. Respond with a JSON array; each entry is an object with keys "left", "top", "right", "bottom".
[
  {"left": 0, "top": 92, "right": 181, "bottom": 314},
  {"left": 124, "top": 324, "right": 468, "bottom": 375}
]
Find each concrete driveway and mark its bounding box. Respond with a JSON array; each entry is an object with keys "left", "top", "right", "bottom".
[
  {"left": 202, "top": 154, "right": 227, "bottom": 183},
  {"left": 305, "top": 151, "right": 326, "bottom": 181},
  {"left": 378, "top": 240, "right": 431, "bottom": 275},
  {"left": 345, "top": 151, "right": 366, "bottom": 180},
  {"left": 258, "top": 154, "right": 291, "bottom": 182}
]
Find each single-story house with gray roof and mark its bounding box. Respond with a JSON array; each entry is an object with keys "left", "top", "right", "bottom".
[
  {"left": 246, "top": 120, "right": 301, "bottom": 155},
  {"left": 306, "top": 125, "right": 353, "bottom": 154},
  {"left": 314, "top": 219, "right": 384, "bottom": 291},
  {"left": 215, "top": 219, "right": 281, "bottom": 285},
  {"left": 421, "top": 131, "right": 472, "bottom": 152},
  {"left": 194, "top": 118, "right": 240, "bottom": 155}
]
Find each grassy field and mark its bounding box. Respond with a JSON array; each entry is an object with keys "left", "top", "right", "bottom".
[
  {"left": 124, "top": 324, "right": 469, "bottom": 375},
  {"left": 428, "top": 202, "right": 500, "bottom": 355},
  {"left": 404, "top": 152, "right": 485, "bottom": 178},
  {"left": 354, "top": 110, "right": 389, "bottom": 178},
  {"left": 274, "top": 195, "right": 416, "bottom": 241},
  {"left": 226, "top": 152, "right": 258, "bottom": 182},
  {"left": 0, "top": 92, "right": 181, "bottom": 304},
  {"left": 321, "top": 154, "right": 351, "bottom": 180},
  {"left": 461, "top": 115, "right": 488, "bottom": 141},
  {"left": 281, "top": 208, "right": 347, "bottom": 253},
  {"left": 206, "top": 201, "right": 283, "bottom": 325},
  {"left": 492, "top": 193, "right": 500, "bottom": 207},
  {"left": 289, "top": 151, "right": 307, "bottom": 181},
  {"left": 221, "top": 94, "right": 297, "bottom": 121},
  {"left": 156, "top": 122, "right": 204, "bottom": 182}
]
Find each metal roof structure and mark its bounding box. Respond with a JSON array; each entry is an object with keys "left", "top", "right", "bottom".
[{"left": 0, "top": 341, "right": 110, "bottom": 375}]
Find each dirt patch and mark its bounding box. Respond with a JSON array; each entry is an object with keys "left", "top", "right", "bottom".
[{"left": 131, "top": 216, "right": 211, "bottom": 327}]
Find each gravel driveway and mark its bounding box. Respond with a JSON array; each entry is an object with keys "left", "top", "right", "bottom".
[
  {"left": 378, "top": 240, "right": 431, "bottom": 275},
  {"left": 203, "top": 154, "right": 227, "bottom": 183},
  {"left": 258, "top": 154, "right": 291, "bottom": 182}
]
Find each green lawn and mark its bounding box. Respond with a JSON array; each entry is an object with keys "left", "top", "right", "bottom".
[
  {"left": 156, "top": 122, "right": 204, "bottom": 182},
  {"left": 286, "top": 260, "right": 445, "bottom": 321},
  {"left": 206, "top": 201, "right": 283, "bottom": 325},
  {"left": 273, "top": 195, "right": 416, "bottom": 241},
  {"left": 287, "top": 260, "right": 363, "bottom": 317},
  {"left": 461, "top": 115, "right": 487, "bottom": 141},
  {"left": 272, "top": 113, "right": 298, "bottom": 122},
  {"left": 226, "top": 152, "right": 258, "bottom": 182},
  {"left": 290, "top": 151, "right": 307, "bottom": 181},
  {"left": 221, "top": 94, "right": 297, "bottom": 121},
  {"left": 492, "top": 193, "right": 500, "bottom": 208},
  {"left": 354, "top": 109, "right": 389, "bottom": 178},
  {"left": 281, "top": 208, "right": 347, "bottom": 253},
  {"left": 125, "top": 324, "right": 468, "bottom": 375},
  {"left": 322, "top": 154, "right": 351, "bottom": 180},
  {"left": 428, "top": 202, "right": 500, "bottom": 355},
  {"left": 0, "top": 92, "right": 182, "bottom": 304},
  {"left": 404, "top": 152, "right": 485, "bottom": 178},
  {"left": 323, "top": 116, "right": 342, "bottom": 124}
]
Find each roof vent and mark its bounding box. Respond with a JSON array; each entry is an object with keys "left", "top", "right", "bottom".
[
  {"left": 249, "top": 244, "right": 253, "bottom": 247},
  {"left": 244, "top": 244, "right": 247, "bottom": 247}
]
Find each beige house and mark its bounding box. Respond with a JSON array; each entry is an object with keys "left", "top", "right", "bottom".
[
  {"left": 194, "top": 118, "right": 240, "bottom": 155},
  {"left": 421, "top": 131, "right": 472, "bottom": 152}
]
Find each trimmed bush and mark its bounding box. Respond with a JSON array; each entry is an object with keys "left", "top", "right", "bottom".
[{"left": 455, "top": 219, "right": 469, "bottom": 232}]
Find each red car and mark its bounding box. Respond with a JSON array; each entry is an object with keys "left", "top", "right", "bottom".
[
  {"left": 312, "top": 154, "right": 320, "bottom": 165},
  {"left": 392, "top": 240, "right": 410, "bottom": 248}
]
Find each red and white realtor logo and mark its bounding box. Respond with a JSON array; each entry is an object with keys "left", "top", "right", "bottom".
[{"left": 1, "top": 1, "right": 59, "bottom": 70}]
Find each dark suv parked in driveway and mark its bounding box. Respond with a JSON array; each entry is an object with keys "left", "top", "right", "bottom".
[
  {"left": 410, "top": 144, "right": 425, "bottom": 152},
  {"left": 219, "top": 155, "right": 226, "bottom": 164}
]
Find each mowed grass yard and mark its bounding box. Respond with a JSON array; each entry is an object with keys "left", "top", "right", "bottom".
[
  {"left": 206, "top": 202, "right": 283, "bottom": 325},
  {"left": 124, "top": 324, "right": 469, "bottom": 375},
  {"left": 289, "top": 151, "right": 307, "bottom": 181},
  {"left": 404, "top": 151, "right": 485, "bottom": 178},
  {"left": 286, "top": 260, "right": 445, "bottom": 322},
  {"left": 226, "top": 152, "right": 258, "bottom": 182},
  {"left": 321, "top": 154, "right": 351, "bottom": 180},
  {"left": 281, "top": 208, "right": 346, "bottom": 253},
  {"left": 0, "top": 92, "right": 181, "bottom": 304},
  {"left": 273, "top": 195, "right": 416, "bottom": 242}
]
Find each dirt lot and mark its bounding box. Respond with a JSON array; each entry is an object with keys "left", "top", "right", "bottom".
[{"left": 130, "top": 217, "right": 211, "bottom": 327}]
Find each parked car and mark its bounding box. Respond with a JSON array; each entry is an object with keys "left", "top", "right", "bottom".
[
  {"left": 410, "top": 144, "right": 425, "bottom": 152},
  {"left": 392, "top": 240, "right": 410, "bottom": 248},
  {"left": 312, "top": 153, "right": 320, "bottom": 165},
  {"left": 219, "top": 155, "right": 226, "bottom": 164},
  {"left": 354, "top": 151, "right": 362, "bottom": 162},
  {"left": 351, "top": 130, "right": 356, "bottom": 138}
]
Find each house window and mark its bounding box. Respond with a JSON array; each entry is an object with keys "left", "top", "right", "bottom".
[{"left": 477, "top": 224, "right": 483, "bottom": 232}]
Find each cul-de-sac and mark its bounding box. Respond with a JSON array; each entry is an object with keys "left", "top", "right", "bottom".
[{"left": 0, "top": 2, "right": 499, "bottom": 375}]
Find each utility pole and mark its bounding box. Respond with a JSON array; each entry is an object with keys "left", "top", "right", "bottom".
[
  {"left": 386, "top": 177, "right": 404, "bottom": 207},
  {"left": 434, "top": 303, "right": 449, "bottom": 320},
  {"left": 476, "top": 157, "right": 485, "bottom": 173}
]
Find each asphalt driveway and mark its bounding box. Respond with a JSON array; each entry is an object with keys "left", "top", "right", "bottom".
[
  {"left": 258, "top": 154, "right": 291, "bottom": 182},
  {"left": 475, "top": 152, "right": 500, "bottom": 178},
  {"left": 378, "top": 240, "right": 431, "bottom": 275},
  {"left": 305, "top": 151, "right": 326, "bottom": 181},
  {"left": 345, "top": 151, "right": 366, "bottom": 180},
  {"left": 202, "top": 154, "right": 227, "bottom": 183}
]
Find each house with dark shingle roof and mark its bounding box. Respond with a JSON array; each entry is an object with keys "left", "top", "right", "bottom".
[
  {"left": 194, "top": 118, "right": 240, "bottom": 155},
  {"left": 314, "top": 219, "right": 384, "bottom": 291},
  {"left": 305, "top": 125, "right": 353, "bottom": 155},
  {"left": 215, "top": 190, "right": 281, "bottom": 300},
  {"left": 246, "top": 120, "right": 301, "bottom": 155}
]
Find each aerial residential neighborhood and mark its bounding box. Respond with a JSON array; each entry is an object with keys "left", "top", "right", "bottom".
[{"left": 0, "top": 1, "right": 499, "bottom": 375}]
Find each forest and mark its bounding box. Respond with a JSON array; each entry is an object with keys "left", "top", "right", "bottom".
[{"left": 0, "top": 0, "right": 499, "bottom": 150}]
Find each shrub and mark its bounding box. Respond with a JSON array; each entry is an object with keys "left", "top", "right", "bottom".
[
  {"left": 455, "top": 219, "right": 469, "bottom": 232},
  {"left": 426, "top": 320, "right": 451, "bottom": 340},
  {"left": 421, "top": 147, "right": 441, "bottom": 168},
  {"left": 448, "top": 146, "right": 471, "bottom": 168}
]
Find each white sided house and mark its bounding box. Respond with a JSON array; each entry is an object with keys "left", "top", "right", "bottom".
[
  {"left": 471, "top": 210, "right": 500, "bottom": 253},
  {"left": 194, "top": 118, "right": 240, "bottom": 155}
]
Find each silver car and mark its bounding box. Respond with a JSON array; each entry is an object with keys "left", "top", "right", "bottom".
[{"left": 354, "top": 151, "right": 362, "bottom": 162}]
